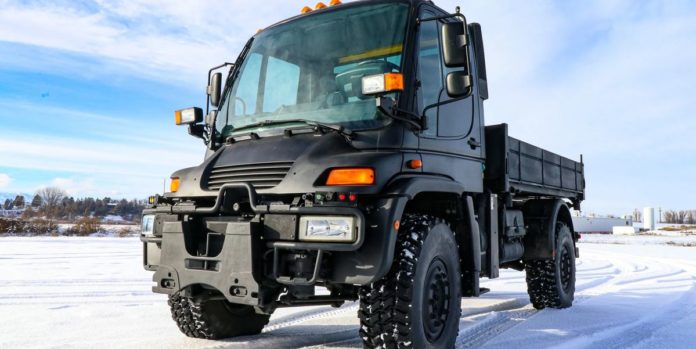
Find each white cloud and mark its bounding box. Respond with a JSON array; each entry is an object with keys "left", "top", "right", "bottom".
[
  {"left": 1, "top": 0, "right": 695, "bottom": 212},
  {"left": 437, "top": 1, "right": 696, "bottom": 214},
  {"left": 0, "top": 134, "right": 200, "bottom": 177},
  {"left": 0, "top": 0, "right": 303, "bottom": 83},
  {"left": 50, "top": 178, "right": 96, "bottom": 196},
  {"left": 0, "top": 173, "right": 11, "bottom": 189}
]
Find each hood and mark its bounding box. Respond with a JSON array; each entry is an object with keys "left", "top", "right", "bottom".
[{"left": 168, "top": 129, "right": 406, "bottom": 198}]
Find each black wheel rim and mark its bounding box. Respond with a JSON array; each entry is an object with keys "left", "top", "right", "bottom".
[
  {"left": 560, "top": 244, "right": 573, "bottom": 290},
  {"left": 422, "top": 258, "right": 450, "bottom": 342}
]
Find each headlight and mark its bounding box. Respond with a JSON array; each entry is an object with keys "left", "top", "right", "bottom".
[
  {"left": 299, "top": 216, "right": 356, "bottom": 242},
  {"left": 141, "top": 215, "right": 155, "bottom": 236}
]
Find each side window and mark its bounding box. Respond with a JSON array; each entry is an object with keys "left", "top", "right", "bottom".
[
  {"left": 263, "top": 57, "right": 300, "bottom": 112},
  {"left": 234, "top": 53, "right": 262, "bottom": 116},
  {"left": 417, "top": 14, "right": 443, "bottom": 136}
]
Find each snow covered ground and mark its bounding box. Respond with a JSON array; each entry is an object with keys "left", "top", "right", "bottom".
[{"left": 2, "top": 235, "right": 695, "bottom": 348}]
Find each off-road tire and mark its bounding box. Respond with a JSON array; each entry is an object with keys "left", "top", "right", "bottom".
[
  {"left": 168, "top": 292, "right": 270, "bottom": 339},
  {"left": 525, "top": 222, "right": 576, "bottom": 310},
  {"left": 359, "top": 214, "right": 462, "bottom": 348}
]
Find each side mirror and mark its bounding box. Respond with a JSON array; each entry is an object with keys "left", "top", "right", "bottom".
[
  {"left": 446, "top": 72, "right": 472, "bottom": 97},
  {"left": 208, "top": 72, "right": 222, "bottom": 107},
  {"left": 441, "top": 21, "right": 468, "bottom": 67}
]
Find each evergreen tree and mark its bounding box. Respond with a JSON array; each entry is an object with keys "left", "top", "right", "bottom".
[
  {"left": 13, "top": 195, "right": 25, "bottom": 209},
  {"left": 31, "top": 194, "right": 42, "bottom": 208},
  {"left": 3, "top": 199, "right": 11, "bottom": 210}
]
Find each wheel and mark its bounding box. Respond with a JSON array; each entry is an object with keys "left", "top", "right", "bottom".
[
  {"left": 525, "top": 222, "right": 576, "bottom": 309},
  {"left": 168, "top": 291, "right": 270, "bottom": 339},
  {"left": 359, "top": 214, "right": 462, "bottom": 348}
]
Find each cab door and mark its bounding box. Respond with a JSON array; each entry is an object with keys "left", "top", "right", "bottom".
[{"left": 415, "top": 6, "right": 484, "bottom": 190}]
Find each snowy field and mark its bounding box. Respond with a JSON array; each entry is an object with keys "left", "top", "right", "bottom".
[{"left": 2, "top": 236, "right": 696, "bottom": 348}]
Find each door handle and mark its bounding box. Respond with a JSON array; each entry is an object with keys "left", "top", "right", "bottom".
[{"left": 468, "top": 137, "right": 481, "bottom": 149}]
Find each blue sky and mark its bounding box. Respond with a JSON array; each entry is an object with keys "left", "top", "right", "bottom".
[{"left": 0, "top": 0, "right": 695, "bottom": 216}]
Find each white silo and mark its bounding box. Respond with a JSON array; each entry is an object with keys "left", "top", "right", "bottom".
[{"left": 643, "top": 207, "right": 655, "bottom": 230}]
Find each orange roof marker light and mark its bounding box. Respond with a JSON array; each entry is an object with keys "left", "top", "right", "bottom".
[
  {"left": 170, "top": 177, "right": 181, "bottom": 193},
  {"left": 301, "top": 6, "right": 312, "bottom": 13},
  {"left": 330, "top": 0, "right": 342, "bottom": 5},
  {"left": 315, "top": 2, "right": 327, "bottom": 10}
]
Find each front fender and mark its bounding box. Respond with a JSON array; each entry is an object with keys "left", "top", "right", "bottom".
[{"left": 365, "top": 176, "right": 468, "bottom": 282}]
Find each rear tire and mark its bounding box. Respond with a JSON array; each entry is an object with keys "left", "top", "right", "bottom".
[
  {"left": 358, "top": 214, "right": 462, "bottom": 348},
  {"left": 168, "top": 292, "right": 270, "bottom": 339},
  {"left": 525, "top": 222, "right": 576, "bottom": 309}
]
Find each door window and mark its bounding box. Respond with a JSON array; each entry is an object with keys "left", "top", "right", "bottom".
[{"left": 417, "top": 14, "right": 443, "bottom": 136}]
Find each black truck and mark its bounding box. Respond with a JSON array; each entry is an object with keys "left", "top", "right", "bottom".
[{"left": 141, "top": 0, "right": 585, "bottom": 347}]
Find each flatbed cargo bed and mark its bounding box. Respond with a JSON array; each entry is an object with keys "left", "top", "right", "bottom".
[{"left": 484, "top": 124, "right": 585, "bottom": 207}]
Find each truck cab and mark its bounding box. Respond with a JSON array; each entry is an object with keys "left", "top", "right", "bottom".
[{"left": 141, "top": 1, "right": 585, "bottom": 347}]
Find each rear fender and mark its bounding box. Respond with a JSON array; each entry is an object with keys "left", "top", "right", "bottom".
[{"left": 522, "top": 199, "right": 574, "bottom": 260}]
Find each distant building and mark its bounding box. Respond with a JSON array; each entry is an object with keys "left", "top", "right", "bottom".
[
  {"left": 102, "top": 215, "right": 125, "bottom": 223},
  {"left": 572, "top": 216, "right": 633, "bottom": 234},
  {"left": 0, "top": 209, "right": 24, "bottom": 218}
]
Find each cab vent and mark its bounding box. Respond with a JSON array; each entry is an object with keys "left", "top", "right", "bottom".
[{"left": 205, "top": 161, "right": 293, "bottom": 191}]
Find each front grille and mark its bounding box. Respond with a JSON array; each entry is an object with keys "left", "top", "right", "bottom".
[{"left": 205, "top": 161, "right": 293, "bottom": 191}]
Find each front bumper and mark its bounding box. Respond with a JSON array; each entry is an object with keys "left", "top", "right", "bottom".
[{"left": 141, "top": 186, "right": 407, "bottom": 305}]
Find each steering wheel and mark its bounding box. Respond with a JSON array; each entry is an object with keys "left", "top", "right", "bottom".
[{"left": 234, "top": 97, "right": 247, "bottom": 116}]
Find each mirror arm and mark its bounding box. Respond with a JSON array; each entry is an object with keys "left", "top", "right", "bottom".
[
  {"left": 376, "top": 97, "right": 423, "bottom": 131},
  {"left": 206, "top": 110, "right": 219, "bottom": 150},
  {"left": 206, "top": 62, "right": 234, "bottom": 114},
  {"left": 188, "top": 124, "right": 208, "bottom": 143},
  {"left": 417, "top": 7, "right": 467, "bottom": 25}
]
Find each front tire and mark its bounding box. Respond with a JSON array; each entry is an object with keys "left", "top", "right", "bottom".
[
  {"left": 525, "top": 222, "right": 576, "bottom": 309},
  {"left": 359, "top": 214, "right": 462, "bottom": 348},
  {"left": 168, "top": 292, "right": 270, "bottom": 339}
]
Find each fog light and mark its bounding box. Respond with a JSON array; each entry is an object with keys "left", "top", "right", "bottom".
[
  {"left": 141, "top": 215, "right": 155, "bottom": 236},
  {"left": 299, "top": 216, "right": 356, "bottom": 242}
]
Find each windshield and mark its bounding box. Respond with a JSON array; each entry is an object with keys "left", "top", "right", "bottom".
[{"left": 215, "top": 2, "right": 409, "bottom": 138}]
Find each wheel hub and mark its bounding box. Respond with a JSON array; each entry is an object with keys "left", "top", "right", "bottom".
[{"left": 422, "top": 258, "right": 450, "bottom": 342}]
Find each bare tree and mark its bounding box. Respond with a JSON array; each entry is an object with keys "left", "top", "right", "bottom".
[
  {"left": 35, "top": 187, "right": 67, "bottom": 219},
  {"left": 632, "top": 209, "right": 642, "bottom": 223},
  {"left": 678, "top": 211, "right": 687, "bottom": 224},
  {"left": 686, "top": 211, "right": 695, "bottom": 225}
]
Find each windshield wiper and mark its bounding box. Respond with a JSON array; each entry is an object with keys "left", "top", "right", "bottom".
[{"left": 226, "top": 119, "right": 354, "bottom": 142}]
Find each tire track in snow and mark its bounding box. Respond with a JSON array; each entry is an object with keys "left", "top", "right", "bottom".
[
  {"left": 547, "top": 258, "right": 696, "bottom": 349},
  {"left": 475, "top": 249, "right": 696, "bottom": 349},
  {"left": 455, "top": 250, "right": 676, "bottom": 348}
]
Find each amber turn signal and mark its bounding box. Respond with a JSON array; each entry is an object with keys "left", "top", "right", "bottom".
[
  {"left": 384, "top": 72, "right": 404, "bottom": 92},
  {"left": 407, "top": 159, "right": 423, "bottom": 169},
  {"left": 170, "top": 177, "right": 181, "bottom": 193},
  {"left": 326, "top": 168, "right": 375, "bottom": 186}
]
